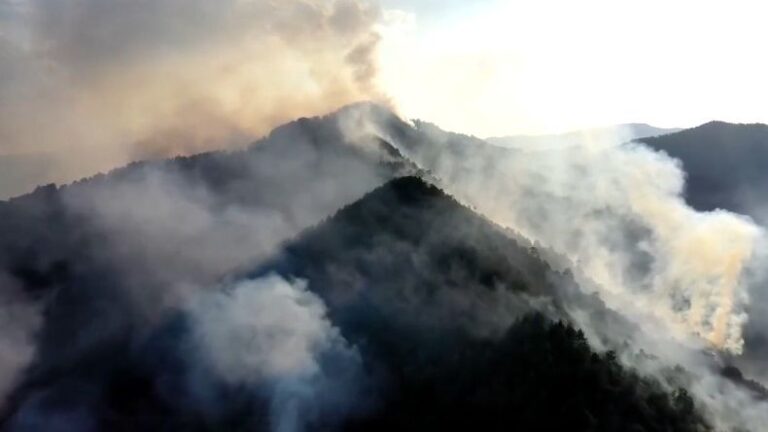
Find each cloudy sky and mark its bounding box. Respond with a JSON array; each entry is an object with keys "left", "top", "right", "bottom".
[
  {"left": 378, "top": 0, "right": 768, "bottom": 136},
  {"left": 0, "top": 0, "right": 767, "bottom": 198}
]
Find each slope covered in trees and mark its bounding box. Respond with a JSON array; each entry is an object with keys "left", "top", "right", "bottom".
[
  {"left": 250, "top": 176, "right": 711, "bottom": 432},
  {"left": 0, "top": 105, "right": 723, "bottom": 430}
]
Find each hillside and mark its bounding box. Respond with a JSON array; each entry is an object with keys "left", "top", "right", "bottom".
[
  {"left": 0, "top": 105, "right": 753, "bottom": 430},
  {"left": 2, "top": 176, "right": 712, "bottom": 431},
  {"left": 249, "top": 176, "right": 569, "bottom": 334},
  {"left": 247, "top": 176, "right": 711, "bottom": 431}
]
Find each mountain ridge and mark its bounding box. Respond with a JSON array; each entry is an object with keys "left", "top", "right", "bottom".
[
  {"left": 0, "top": 103, "right": 765, "bottom": 430},
  {"left": 638, "top": 120, "right": 768, "bottom": 222}
]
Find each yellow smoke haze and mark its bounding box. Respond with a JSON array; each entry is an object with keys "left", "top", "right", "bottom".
[
  {"left": 0, "top": 0, "right": 385, "bottom": 198},
  {"left": 631, "top": 181, "right": 759, "bottom": 352}
]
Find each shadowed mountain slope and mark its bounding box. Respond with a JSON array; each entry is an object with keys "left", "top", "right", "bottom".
[
  {"left": 246, "top": 176, "right": 711, "bottom": 432},
  {"left": 639, "top": 121, "right": 768, "bottom": 223},
  {"left": 0, "top": 174, "right": 713, "bottom": 431},
  {"left": 0, "top": 105, "right": 417, "bottom": 295}
]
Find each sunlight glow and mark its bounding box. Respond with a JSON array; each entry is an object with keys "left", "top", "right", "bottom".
[{"left": 378, "top": 0, "right": 768, "bottom": 136}]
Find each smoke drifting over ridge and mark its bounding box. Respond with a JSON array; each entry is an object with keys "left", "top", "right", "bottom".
[
  {"left": 353, "top": 114, "right": 768, "bottom": 429},
  {"left": 0, "top": 0, "right": 385, "bottom": 198},
  {"left": 382, "top": 118, "right": 765, "bottom": 354},
  {"left": 188, "top": 275, "right": 365, "bottom": 432},
  {"left": 0, "top": 105, "right": 410, "bottom": 428}
]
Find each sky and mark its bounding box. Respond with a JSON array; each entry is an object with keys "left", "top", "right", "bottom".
[
  {"left": 377, "top": 0, "right": 768, "bottom": 136},
  {"left": 1, "top": 0, "right": 768, "bottom": 198}
]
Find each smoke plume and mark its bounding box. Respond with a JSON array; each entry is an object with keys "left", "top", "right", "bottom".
[
  {"left": 0, "top": 0, "right": 385, "bottom": 198},
  {"left": 0, "top": 105, "right": 403, "bottom": 429},
  {"left": 355, "top": 115, "right": 768, "bottom": 430},
  {"left": 188, "top": 274, "right": 365, "bottom": 432},
  {"left": 389, "top": 122, "right": 764, "bottom": 353}
]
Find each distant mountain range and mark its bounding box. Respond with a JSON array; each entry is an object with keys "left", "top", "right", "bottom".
[
  {"left": 639, "top": 121, "right": 768, "bottom": 224},
  {"left": 490, "top": 119, "right": 768, "bottom": 226},
  {"left": 0, "top": 105, "right": 766, "bottom": 430}
]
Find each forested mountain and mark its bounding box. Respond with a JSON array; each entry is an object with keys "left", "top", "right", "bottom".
[
  {"left": 249, "top": 176, "right": 710, "bottom": 432},
  {"left": 1, "top": 176, "right": 712, "bottom": 431},
  {"left": 0, "top": 104, "right": 752, "bottom": 431},
  {"left": 0, "top": 105, "right": 416, "bottom": 430},
  {"left": 0, "top": 104, "right": 416, "bottom": 297}
]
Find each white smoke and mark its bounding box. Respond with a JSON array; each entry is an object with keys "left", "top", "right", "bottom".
[
  {"left": 62, "top": 167, "right": 294, "bottom": 313},
  {"left": 188, "top": 274, "right": 364, "bottom": 432},
  {"left": 394, "top": 122, "right": 764, "bottom": 353},
  {"left": 371, "top": 117, "right": 768, "bottom": 430},
  {"left": 58, "top": 110, "right": 397, "bottom": 319},
  {"left": 0, "top": 272, "right": 41, "bottom": 404}
]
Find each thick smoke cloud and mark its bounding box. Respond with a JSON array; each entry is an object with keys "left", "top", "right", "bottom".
[
  {"left": 61, "top": 168, "right": 295, "bottom": 315},
  {"left": 0, "top": 106, "right": 405, "bottom": 428},
  {"left": 391, "top": 122, "right": 763, "bottom": 353},
  {"left": 368, "top": 116, "right": 768, "bottom": 430},
  {"left": 188, "top": 274, "right": 365, "bottom": 432},
  {"left": 52, "top": 105, "right": 405, "bottom": 320},
  {"left": 0, "top": 0, "right": 385, "bottom": 199}
]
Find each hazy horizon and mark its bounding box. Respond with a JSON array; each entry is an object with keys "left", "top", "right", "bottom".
[{"left": 2, "top": 3, "right": 768, "bottom": 430}]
